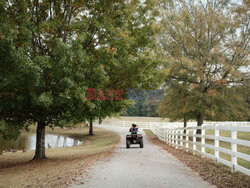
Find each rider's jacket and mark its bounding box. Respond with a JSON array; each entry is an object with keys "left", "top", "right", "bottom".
[{"left": 129, "top": 127, "right": 138, "bottom": 132}]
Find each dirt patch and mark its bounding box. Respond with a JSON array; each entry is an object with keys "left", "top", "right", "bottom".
[{"left": 144, "top": 129, "right": 250, "bottom": 188}]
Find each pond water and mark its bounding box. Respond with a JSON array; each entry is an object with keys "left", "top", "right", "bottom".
[{"left": 0, "top": 134, "right": 83, "bottom": 151}]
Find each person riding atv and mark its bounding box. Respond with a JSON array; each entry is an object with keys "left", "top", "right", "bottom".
[
  {"left": 126, "top": 123, "right": 143, "bottom": 148},
  {"left": 129, "top": 123, "right": 138, "bottom": 132}
]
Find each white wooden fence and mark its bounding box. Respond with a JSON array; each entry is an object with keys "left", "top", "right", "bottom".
[
  {"left": 150, "top": 122, "right": 250, "bottom": 176},
  {"left": 100, "top": 120, "right": 250, "bottom": 176}
]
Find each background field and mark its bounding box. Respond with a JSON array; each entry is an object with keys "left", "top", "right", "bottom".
[{"left": 104, "top": 116, "right": 169, "bottom": 122}]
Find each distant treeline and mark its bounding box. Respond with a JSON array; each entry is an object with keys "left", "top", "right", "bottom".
[
  {"left": 121, "top": 93, "right": 250, "bottom": 120},
  {"left": 121, "top": 98, "right": 160, "bottom": 117}
]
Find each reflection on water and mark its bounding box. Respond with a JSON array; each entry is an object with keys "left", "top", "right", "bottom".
[{"left": 0, "top": 134, "right": 83, "bottom": 151}]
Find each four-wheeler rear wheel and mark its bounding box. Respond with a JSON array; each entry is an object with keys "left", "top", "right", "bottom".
[
  {"left": 126, "top": 140, "right": 130, "bottom": 148},
  {"left": 140, "top": 138, "right": 144, "bottom": 148}
]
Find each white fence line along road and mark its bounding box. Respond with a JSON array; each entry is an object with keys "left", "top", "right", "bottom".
[{"left": 99, "top": 120, "right": 250, "bottom": 176}]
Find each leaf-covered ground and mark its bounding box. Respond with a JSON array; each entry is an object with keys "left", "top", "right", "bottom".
[
  {"left": 144, "top": 130, "right": 250, "bottom": 188},
  {"left": 0, "top": 127, "right": 120, "bottom": 187}
]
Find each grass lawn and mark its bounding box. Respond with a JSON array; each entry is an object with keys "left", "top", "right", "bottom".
[
  {"left": 103, "top": 116, "right": 169, "bottom": 122},
  {"left": 145, "top": 129, "right": 250, "bottom": 188},
  {"left": 0, "top": 126, "right": 120, "bottom": 188}
]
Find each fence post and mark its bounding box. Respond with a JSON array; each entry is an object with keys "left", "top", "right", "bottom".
[
  {"left": 166, "top": 129, "right": 169, "bottom": 143},
  {"left": 172, "top": 129, "right": 174, "bottom": 146},
  {"left": 175, "top": 129, "right": 178, "bottom": 149},
  {"left": 158, "top": 127, "right": 160, "bottom": 139},
  {"left": 214, "top": 124, "right": 219, "bottom": 162},
  {"left": 201, "top": 126, "right": 205, "bottom": 157},
  {"left": 160, "top": 128, "right": 164, "bottom": 140},
  {"left": 231, "top": 125, "right": 237, "bottom": 172},
  {"left": 158, "top": 126, "right": 160, "bottom": 139},
  {"left": 161, "top": 128, "right": 163, "bottom": 140},
  {"left": 168, "top": 129, "right": 171, "bottom": 144},
  {"left": 186, "top": 129, "right": 189, "bottom": 151},
  {"left": 163, "top": 128, "right": 166, "bottom": 142},
  {"left": 193, "top": 126, "right": 196, "bottom": 154},
  {"left": 180, "top": 129, "right": 183, "bottom": 148},
  {"left": 169, "top": 129, "right": 171, "bottom": 144},
  {"left": 166, "top": 129, "right": 168, "bottom": 143}
]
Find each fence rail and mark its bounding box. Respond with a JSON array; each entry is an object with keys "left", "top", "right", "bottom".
[{"left": 100, "top": 120, "right": 250, "bottom": 176}]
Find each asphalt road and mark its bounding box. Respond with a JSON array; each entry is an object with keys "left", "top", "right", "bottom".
[{"left": 71, "top": 125, "right": 215, "bottom": 188}]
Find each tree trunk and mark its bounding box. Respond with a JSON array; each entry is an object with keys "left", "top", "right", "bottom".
[
  {"left": 89, "top": 118, "right": 93, "bottom": 135},
  {"left": 33, "top": 121, "right": 46, "bottom": 160},
  {"left": 183, "top": 115, "right": 187, "bottom": 135},
  {"left": 98, "top": 117, "right": 102, "bottom": 124},
  {"left": 196, "top": 112, "right": 204, "bottom": 134}
]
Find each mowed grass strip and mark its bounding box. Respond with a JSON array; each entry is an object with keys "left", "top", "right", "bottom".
[
  {"left": 144, "top": 129, "right": 250, "bottom": 188},
  {"left": 0, "top": 126, "right": 120, "bottom": 188},
  {"left": 104, "top": 116, "right": 170, "bottom": 122}
]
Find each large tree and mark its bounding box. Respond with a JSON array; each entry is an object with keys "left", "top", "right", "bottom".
[
  {"left": 0, "top": 0, "right": 160, "bottom": 158},
  {"left": 0, "top": 0, "right": 102, "bottom": 159},
  {"left": 158, "top": 82, "right": 196, "bottom": 132},
  {"left": 159, "top": 0, "right": 249, "bottom": 133},
  {"left": 76, "top": 0, "right": 161, "bottom": 135}
]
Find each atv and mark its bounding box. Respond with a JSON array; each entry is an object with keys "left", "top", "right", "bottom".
[{"left": 126, "top": 129, "right": 143, "bottom": 148}]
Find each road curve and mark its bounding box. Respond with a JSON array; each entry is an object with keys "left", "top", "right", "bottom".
[{"left": 71, "top": 125, "right": 215, "bottom": 188}]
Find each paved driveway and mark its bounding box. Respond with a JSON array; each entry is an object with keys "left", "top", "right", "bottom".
[{"left": 71, "top": 125, "right": 215, "bottom": 188}]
